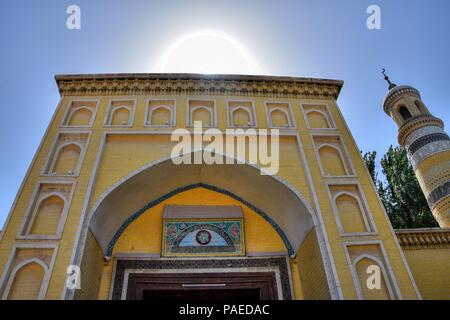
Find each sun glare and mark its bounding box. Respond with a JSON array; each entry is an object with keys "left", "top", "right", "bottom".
[{"left": 154, "top": 31, "right": 261, "bottom": 75}]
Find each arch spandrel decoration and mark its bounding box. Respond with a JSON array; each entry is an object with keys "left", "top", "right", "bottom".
[{"left": 88, "top": 152, "right": 316, "bottom": 258}]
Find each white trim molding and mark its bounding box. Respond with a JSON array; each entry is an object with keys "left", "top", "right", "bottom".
[{"left": 120, "top": 266, "right": 284, "bottom": 300}]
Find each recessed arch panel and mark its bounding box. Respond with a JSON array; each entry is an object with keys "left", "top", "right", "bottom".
[
  {"left": 111, "top": 107, "right": 131, "bottom": 126},
  {"left": 306, "top": 110, "right": 330, "bottom": 129},
  {"left": 52, "top": 143, "right": 81, "bottom": 175},
  {"left": 68, "top": 107, "right": 93, "bottom": 126},
  {"left": 5, "top": 259, "right": 47, "bottom": 300},
  {"left": 88, "top": 152, "right": 316, "bottom": 258},
  {"left": 232, "top": 107, "right": 252, "bottom": 126},
  {"left": 318, "top": 145, "right": 347, "bottom": 176},
  {"left": 270, "top": 108, "right": 289, "bottom": 127},
  {"left": 30, "top": 194, "right": 65, "bottom": 235},
  {"left": 150, "top": 106, "right": 172, "bottom": 126}
]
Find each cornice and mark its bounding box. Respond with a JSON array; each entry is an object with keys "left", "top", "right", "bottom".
[
  {"left": 395, "top": 228, "right": 450, "bottom": 249},
  {"left": 55, "top": 73, "right": 344, "bottom": 99}
]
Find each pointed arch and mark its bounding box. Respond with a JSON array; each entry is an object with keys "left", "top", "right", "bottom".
[
  {"left": 87, "top": 151, "right": 319, "bottom": 257},
  {"left": 306, "top": 110, "right": 331, "bottom": 129},
  {"left": 67, "top": 106, "right": 93, "bottom": 126},
  {"left": 148, "top": 105, "right": 173, "bottom": 126},
  {"left": 69, "top": 150, "right": 342, "bottom": 300},
  {"left": 333, "top": 192, "right": 368, "bottom": 233},
  {"left": 231, "top": 106, "right": 252, "bottom": 127},
  {"left": 191, "top": 106, "right": 213, "bottom": 127},
  {"left": 3, "top": 258, "right": 48, "bottom": 300},
  {"left": 269, "top": 107, "right": 291, "bottom": 127},
  {"left": 351, "top": 254, "right": 394, "bottom": 300},
  {"left": 317, "top": 144, "right": 347, "bottom": 176},
  {"left": 28, "top": 193, "right": 66, "bottom": 235},
  {"left": 50, "top": 142, "right": 82, "bottom": 175},
  {"left": 105, "top": 183, "right": 293, "bottom": 256},
  {"left": 110, "top": 106, "right": 131, "bottom": 126},
  {"left": 398, "top": 105, "right": 412, "bottom": 121}
]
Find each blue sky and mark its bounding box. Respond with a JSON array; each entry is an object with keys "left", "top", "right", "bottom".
[{"left": 0, "top": 0, "right": 449, "bottom": 227}]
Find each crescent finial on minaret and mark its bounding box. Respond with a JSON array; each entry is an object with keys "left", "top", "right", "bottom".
[{"left": 382, "top": 68, "right": 397, "bottom": 90}]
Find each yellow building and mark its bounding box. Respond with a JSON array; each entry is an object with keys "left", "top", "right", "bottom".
[{"left": 0, "top": 73, "right": 448, "bottom": 300}]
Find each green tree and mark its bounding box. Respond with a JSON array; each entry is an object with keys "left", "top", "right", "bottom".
[
  {"left": 362, "top": 150, "right": 377, "bottom": 182},
  {"left": 362, "top": 146, "right": 438, "bottom": 229}
]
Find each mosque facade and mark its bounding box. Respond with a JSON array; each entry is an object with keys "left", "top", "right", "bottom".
[{"left": 0, "top": 73, "right": 448, "bottom": 300}]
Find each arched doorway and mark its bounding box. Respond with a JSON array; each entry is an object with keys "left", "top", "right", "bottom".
[{"left": 71, "top": 152, "right": 338, "bottom": 300}]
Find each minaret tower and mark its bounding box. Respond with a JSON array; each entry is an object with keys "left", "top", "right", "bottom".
[{"left": 382, "top": 70, "right": 450, "bottom": 227}]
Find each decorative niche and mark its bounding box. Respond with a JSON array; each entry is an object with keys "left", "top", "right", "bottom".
[
  {"left": 327, "top": 183, "right": 376, "bottom": 235},
  {"left": 61, "top": 99, "right": 98, "bottom": 128},
  {"left": 227, "top": 100, "right": 257, "bottom": 127},
  {"left": 187, "top": 99, "right": 216, "bottom": 127},
  {"left": 42, "top": 132, "right": 90, "bottom": 177},
  {"left": 145, "top": 99, "right": 176, "bottom": 127},
  {"left": 0, "top": 244, "right": 57, "bottom": 300},
  {"left": 344, "top": 242, "right": 400, "bottom": 300},
  {"left": 265, "top": 102, "right": 295, "bottom": 128},
  {"left": 312, "top": 135, "right": 354, "bottom": 177},
  {"left": 17, "top": 181, "right": 75, "bottom": 239},
  {"left": 302, "top": 104, "right": 335, "bottom": 129},
  {"left": 104, "top": 99, "right": 136, "bottom": 127}
]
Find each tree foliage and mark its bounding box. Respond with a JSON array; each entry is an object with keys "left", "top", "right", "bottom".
[{"left": 362, "top": 146, "right": 438, "bottom": 229}]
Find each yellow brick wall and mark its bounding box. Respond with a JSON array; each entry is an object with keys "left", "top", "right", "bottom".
[
  {"left": 74, "top": 231, "right": 104, "bottom": 300},
  {"left": 293, "top": 229, "right": 331, "bottom": 300},
  {"left": 402, "top": 248, "right": 450, "bottom": 300}
]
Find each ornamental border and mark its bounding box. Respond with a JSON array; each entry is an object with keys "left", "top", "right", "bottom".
[
  {"left": 110, "top": 257, "right": 292, "bottom": 300},
  {"left": 427, "top": 181, "right": 450, "bottom": 209},
  {"left": 56, "top": 76, "right": 342, "bottom": 99},
  {"left": 395, "top": 228, "right": 450, "bottom": 249},
  {"left": 407, "top": 133, "right": 450, "bottom": 155},
  {"left": 397, "top": 115, "right": 444, "bottom": 145}
]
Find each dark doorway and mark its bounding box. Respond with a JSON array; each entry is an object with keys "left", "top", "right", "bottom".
[
  {"left": 143, "top": 288, "right": 261, "bottom": 300},
  {"left": 126, "top": 272, "right": 279, "bottom": 300}
]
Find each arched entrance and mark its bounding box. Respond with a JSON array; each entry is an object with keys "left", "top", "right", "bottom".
[{"left": 70, "top": 152, "right": 339, "bottom": 300}]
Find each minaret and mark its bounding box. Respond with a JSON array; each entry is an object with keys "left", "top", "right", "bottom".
[{"left": 382, "top": 70, "right": 450, "bottom": 227}]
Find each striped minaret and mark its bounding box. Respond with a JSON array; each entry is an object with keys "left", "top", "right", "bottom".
[{"left": 382, "top": 70, "right": 450, "bottom": 227}]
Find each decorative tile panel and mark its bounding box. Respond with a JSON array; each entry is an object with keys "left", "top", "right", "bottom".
[{"left": 163, "top": 219, "right": 245, "bottom": 257}]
